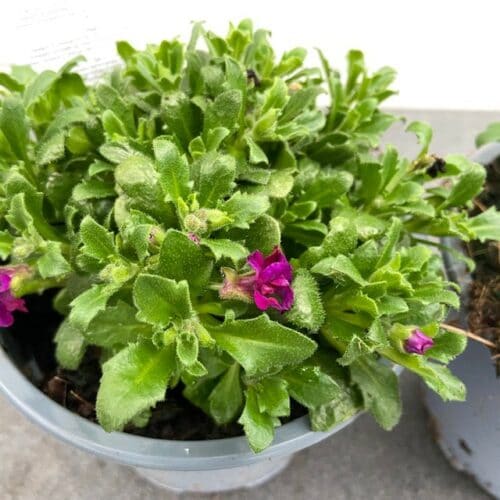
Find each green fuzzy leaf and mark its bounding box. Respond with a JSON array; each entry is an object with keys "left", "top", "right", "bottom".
[
  {"left": 337, "top": 335, "right": 373, "bottom": 366},
  {"left": 202, "top": 238, "right": 247, "bottom": 263},
  {"left": 204, "top": 89, "right": 243, "bottom": 134},
  {"left": 80, "top": 215, "right": 117, "bottom": 261},
  {"left": 419, "top": 362, "right": 466, "bottom": 401},
  {"left": 133, "top": 273, "right": 193, "bottom": 327},
  {"left": 72, "top": 179, "right": 116, "bottom": 201},
  {"left": 256, "top": 377, "right": 290, "bottom": 417},
  {"left": 284, "top": 365, "right": 340, "bottom": 409},
  {"left": 197, "top": 152, "right": 236, "bottom": 208},
  {"left": 208, "top": 363, "right": 243, "bottom": 425},
  {"left": 245, "top": 214, "right": 281, "bottom": 253},
  {"left": 86, "top": 301, "right": 152, "bottom": 348},
  {"left": 310, "top": 386, "right": 362, "bottom": 431},
  {"left": 322, "top": 217, "right": 358, "bottom": 257},
  {"left": 465, "top": 207, "right": 500, "bottom": 242},
  {"left": 300, "top": 171, "right": 354, "bottom": 208},
  {"left": 358, "top": 162, "right": 382, "bottom": 202},
  {"left": 279, "top": 87, "right": 320, "bottom": 123},
  {"left": 439, "top": 161, "right": 486, "bottom": 209},
  {"left": 176, "top": 330, "right": 199, "bottom": 367},
  {"left": 206, "top": 314, "right": 317, "bottom": 377},
  {"left": 95, "top": 84, "right": 135, "bottom": 135},
  {"left": 366, "top": 318, "right": 390, "bottom": 346},
  {"left": 163, "top": 91, "right": 202, "bottom": 150},
  {"left": 54, "top": 319, "right": 86, "bottom": 370},
  {"left": 377, "top": 296, "right": 409, "bottom": 316},
  {"left": 285, "top": 269, "right": 325, "bottom": 332},
  {"left": 426, "top": 331, "right": 467, "bottom": 363},
  {"left": 0, "top": 96, "right": 28, "bottom": 160},
  {"left": 350, "top": 355, "right": 401, "bottom": 430},
  {"left": 312, "top": 255, "right": 367, "bottom": 286},
  {"left": 7, "top": 191, "right": 61, "bottom": 242},
  {"left": 352, "top": 240, "right": 379, "bottom": 277},
  {"left": 476, "top": 122, "right": 500, "bottom": 147},
  {"left": 158, "top": 229, "right": 213, "bottom": 291},
  {"left": 412, "top": 283, "right": 459, "bottom": 309},
  {"left": 114, "top": 155, "right": 173, "bottom": 222},
  {"left": 376, "top": 217, "right": 401, "bottom": 267},
  {"left": 153, "top": 137, "right": 190, "bottom": 203},
  {"left": 385, "top": 182, "right": 423, "bottom": 205},
  {"left": 251, "top": 169, "right": 295, "bottom": 199},
  {"left": 36, "top": 131, "right": 66, "bottom": 165},
  {"left": 222, "top": 192, "right": 270, "bottom": 229},
  {"left": 37, "top": 241, "right": 71, "bottom": 278},
  {"left": 406, "top": 121, "right": 432, "bottom": 157},
  {"left": 96, "top": 342, "right": 176, "bottom": 432},
  {"left": 284, "top": 220, "right": 328, "bottom": 247},
  {"left": 69, "top": 284, "right": 119, "bottom": 331},
  {"left": 239, "top": 386, "right": 276, "bottom": 453},
  {"left": 0, "top": 231, "right": 13, "bottom": 260},
  {"left": 245, "top": 135, "right": 268, "bottom": 165}
]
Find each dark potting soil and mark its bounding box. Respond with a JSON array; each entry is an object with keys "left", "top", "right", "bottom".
[
  {"left": 468, "top": 157, "right": 500, "bottom": 372},
  {"left": 6, "top": 292, "right": 307, "bottom": 440}
]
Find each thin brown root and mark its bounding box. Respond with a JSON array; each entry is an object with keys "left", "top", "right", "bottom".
[
  {"left": 473, "top": 199, "right": 488, "bottom": 212},
  {"left": 440, "top": 323, "right": 496, "bottom": 349}
]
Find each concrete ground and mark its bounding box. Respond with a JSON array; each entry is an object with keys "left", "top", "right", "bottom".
[{"left": 0, "top": 110, "right": 497, "bottom": 500}]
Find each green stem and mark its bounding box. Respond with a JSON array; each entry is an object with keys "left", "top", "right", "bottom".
[
  {"left": 194, "top": 302, "right": 226, "bottom": 316},
  {"left": 12, "top": 276, "right": 66, "bottom": 297}
]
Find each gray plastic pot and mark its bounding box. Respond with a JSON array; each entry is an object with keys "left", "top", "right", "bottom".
[
  {"left": 0, "top": 327, "right": 362, "bottom": 493},
  {"left": 423, "top": 143, "right": 500, "bottom": 499}
]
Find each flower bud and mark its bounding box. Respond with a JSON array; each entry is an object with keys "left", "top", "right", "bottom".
[
  {"left": 404, "top": 329, "right": 434, "bottom": 355},
  {"left": 184, "top": 213, "right": 208, "bottom": 234}
]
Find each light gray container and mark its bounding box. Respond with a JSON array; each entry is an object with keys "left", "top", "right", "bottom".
[
  {"left": 0, "top": 330, "right": 361, "bottom": 493},
  {"left": 424, "top": 143, "right": 500, "bottom": 499}
]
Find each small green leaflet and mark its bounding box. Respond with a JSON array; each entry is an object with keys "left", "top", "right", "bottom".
[
  {"left": 54, "top": 319, "right": 86, "bottom": 370},
  {"left": 153, "top": 137, "right": 190, "bottom": 203},
  {"left": 239, "top": 386, "right": 276, "bottom": 453},
  {"left": 69, "top": 283, "right": 119, "bottom": 331},
  {"left": 79, "top": 216, "right": 117, "bottom": 261},
  {"left": 133, "top": 273, "right": 193, "bottom": 327},
  {"left": 208, "top": 364, "right": 243, "bottom": 425}
]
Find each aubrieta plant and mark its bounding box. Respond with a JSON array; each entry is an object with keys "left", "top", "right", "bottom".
[{"left": 1, "top": 20, "right": 499, "bottom": 453}]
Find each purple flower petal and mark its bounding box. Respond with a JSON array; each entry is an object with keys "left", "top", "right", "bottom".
[
  {"left": 404, "top": 329, "right": 434, "bottom": 355},
  {"left": 0, "top": 303, "right": 14, "bottom": 328},
  {"left": 263, "top": 246, "right": 287, "bottom": 267},
  {"left": 0, "top": 274, "right": 11, "bottom": 293},
  {"left": 260, "top": 261, "right": 292, "bottom": 283},
  {"left": 247, "top": 251, "right": 265, "bottom": 274},
  {"left": 254, "top": 290, "right": 281, "bottom": 311},
  {"left": 278, "top": 287, "right": 294, "bottom": 311},
  {"left": 0, "top": 293, "right": 27, "bottom": 313},
  {"left": 223, "top": 247, "right": 294, "bottom": 313}
]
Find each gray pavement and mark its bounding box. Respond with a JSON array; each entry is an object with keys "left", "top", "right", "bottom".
[{"left": 0, "top": 109, "right": 497, "bottom": 499}]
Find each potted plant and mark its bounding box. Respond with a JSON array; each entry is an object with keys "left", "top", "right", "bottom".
[
  {"left": 424, "top": 134, "right": 500, "bottom": 498},
  {"left": 0, "top": 19, "right": 498, "bottom": 493}
]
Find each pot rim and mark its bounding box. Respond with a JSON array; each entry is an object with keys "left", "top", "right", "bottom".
[{"left": 0, "top": 345, "right": 361, "bottom": 470}]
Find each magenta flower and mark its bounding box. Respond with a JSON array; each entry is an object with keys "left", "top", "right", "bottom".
[
  {"left": 404, "top": 329, "right": 434, "bottom": 355},
  {"left": 0, "top": 269, "right": 27, "bottom": 328},
  {"left": 220, "top": 247, "right": 294, "bottom": 313}
]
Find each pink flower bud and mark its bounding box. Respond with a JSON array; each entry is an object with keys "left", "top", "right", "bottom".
[{"left": 404, "top": 329, "right": 434, "bottom": 355}]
